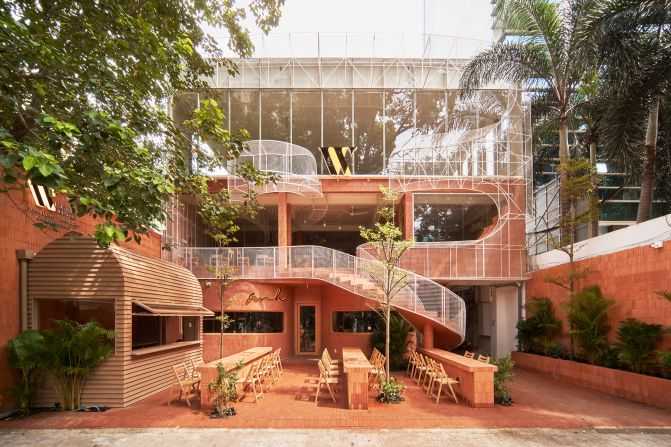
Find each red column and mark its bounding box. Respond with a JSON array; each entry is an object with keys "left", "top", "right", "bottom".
[
  {"left": 423, "top": 323, "right": 434, "bottom": 349},
  {"left": 404, "top": 192, "right": 413, "bottom": 241},
  {"left": 278, "top": 192, "right": 291, "bottom": 247}
]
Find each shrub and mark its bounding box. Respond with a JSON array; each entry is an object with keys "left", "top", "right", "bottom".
[
  {"left": 41, "top": 319, "right": 115, "bottom": 411},
  {"left": 567, "top": 286, "right": 615, "bottom": 365},
  {"left": 208, "top": 361, "right": 243, "bottom": 418},
  {"left": 7, "top": 330, "right": 45, "bottom": 416},
  {"left": 492, "top": 355, "right": 515, "bottom": 406},
  {"left": 376, "top": 376, "right": 405, "bottom": 403},
  {"left": 370, "top": 313, "right": 411, "bottom": 371},
  {"left": 516, "top": 297, "right": 562, "bottom": 356},
  {"left": 616, "top": 318, "right": 664, "bottom": 374},
  {"left": 658, "top": 350, "right": 671, "bottom": 379}
]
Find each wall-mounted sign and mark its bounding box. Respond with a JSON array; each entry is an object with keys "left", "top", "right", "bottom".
[
  {"left": 247, "top": 288, "right": 288, "bottom": 304},
  {"left": 320, "top": 146, "right": 354, "bottom": 176},
  {"left": 24, "top": 181, "right": 79, "bottom": 231}
]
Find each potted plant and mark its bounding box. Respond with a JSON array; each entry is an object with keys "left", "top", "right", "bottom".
[{"left": 7, "top": 330, "right": 45, "bottom": 416}]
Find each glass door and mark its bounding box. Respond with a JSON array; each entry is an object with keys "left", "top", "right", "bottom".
[{"left": 298, "top": 305, "right": 317, "bottom": 354}]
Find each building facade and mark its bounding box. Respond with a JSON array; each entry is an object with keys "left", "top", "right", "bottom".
[{"left": 166, "top": 34, "right": 532, "bottom": 361}]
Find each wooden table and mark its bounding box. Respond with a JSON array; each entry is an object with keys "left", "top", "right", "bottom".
[
  {"left": 342, "top": 347, "right": 372, "bottom": 410},
  {"left": 197, "top": 347, "right": 272, "bottom": 409}
]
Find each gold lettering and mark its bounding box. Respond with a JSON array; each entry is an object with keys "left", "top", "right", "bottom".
[{"left": 246, "top": 288, "right": 287, "bottom": 304}]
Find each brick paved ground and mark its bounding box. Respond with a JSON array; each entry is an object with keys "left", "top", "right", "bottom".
[{"left": 1, "top": 363, "right": 669, "bottom": 430}]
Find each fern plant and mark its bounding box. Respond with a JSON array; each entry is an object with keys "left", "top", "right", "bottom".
[
  {"left": 567, "top": 286, "right": 615, "bottom": 365},
  {"left": 41, "top": 319, "right": 115, "bottom": 411},
  {"left": 370, "top": 313, "right": 411, "bottom": 371},
  {"left": 516, "top": 297, "right": 562, "bottom": 356},
  {"left": 616, "top": 318, "right": 663, "bottom": 374},
  {"left": 492, "top": 355, "right": 515, "bottom": 406},
  {"left": 7, "top": 330, "right": 45, "bottom": 415}
]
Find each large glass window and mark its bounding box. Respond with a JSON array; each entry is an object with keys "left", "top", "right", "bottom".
[
  {"left": 332, "top": 311, "right": 381, "bottom": 333},
  {"left": 292, "top": 90, "right": 322, "bottom": 173},
  {"left": 322, "top": 89, "right": 353, "bottom": 161},
  {"left": 37, "top": 299, "right": 115, "bottom": 331},
  {"left": 203, "top": 312, "right": 283, "bottom": 333},
  {"left": 230, "top": 90, "right": 259, "bottom": 140},
  {"left": 353, "top": 90, "right": 384, "bottom": 174},
  {"left": 260, "top": 90, "right": 290, "bottom": 141},
  {"left": 413, "top": 193, "right": 499, "bottom": 242}
]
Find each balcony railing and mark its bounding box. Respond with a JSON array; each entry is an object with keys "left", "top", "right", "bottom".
[{"left": 173, "top": 245, "right": 465, "bottom": 341}]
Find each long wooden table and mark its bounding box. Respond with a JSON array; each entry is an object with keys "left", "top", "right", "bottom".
[
  {"left": 197, "top": 346, "right": 272, "bottom": 409},
  {"left": 342, "top": 347, "right": 373, "bottom": 410}
]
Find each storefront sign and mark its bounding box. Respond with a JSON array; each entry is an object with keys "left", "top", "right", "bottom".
[
  {"left": 247, "top": 288, "right": 287, "bottom": 304},
  {"left": 320, "top": 146, "right": 354, "bottom": 176}
]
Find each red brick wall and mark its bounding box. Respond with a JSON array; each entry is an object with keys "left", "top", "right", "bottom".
[
  {"left": 526, "top": 241, "right": 671, "bottom": 352},
  {"left": 0, "top": 188, "right": 162, "bottom": 414}
]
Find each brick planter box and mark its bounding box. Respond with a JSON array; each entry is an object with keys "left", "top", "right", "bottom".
[{"left": 512, "top": 351, "right": 671, "bottom": 410}]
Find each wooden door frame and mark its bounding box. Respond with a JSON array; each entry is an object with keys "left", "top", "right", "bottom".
[{"left": 295, "top": 301, "right": 320, "bottom": 356}]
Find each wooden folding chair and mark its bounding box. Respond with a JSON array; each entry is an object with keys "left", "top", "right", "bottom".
[
  {"left": 241, "top": 361, "right": 264, "bottom": 403},
  {"left": 323, "top": 349, "right": 339, "bottom": 366},
  {"left": 315, "top": 360, "right": 338, "bottom": 404},
  {"left": 477, "top": 354, "right": 491, "bottom": 364},
  {"left": 407, "top": 351, "right": 418, "bottom": 376},
  {"left": 423, "top": 358, "right": 440, "bottom": 393},
  {"left": 368, "top": 354, "right": 386, "bottom": 389},
  {"left": 190, "top": 356, "right": 205, "bottom": 380},
  {"left": 413, "top": 354, "right": 429, "bottom": 385},
  {"left": 430, "top": 364, "right": 459, "bottom": 404},
  {"left": 168, "top": 363, "right": 201, "bottom": 407},
  {"left": 464, "top": 351, "right": 475, "bottom": 359},
  {"left": 321, "top": 349, "right": 340, "bottom": 374},
  {"left": 274, "top": 348, "right": 283, "bottom": 375}
]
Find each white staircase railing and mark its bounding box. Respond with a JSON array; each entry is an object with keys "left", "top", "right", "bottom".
[{"left": 173, "top": 245, "right": 465, "bottom": 341}]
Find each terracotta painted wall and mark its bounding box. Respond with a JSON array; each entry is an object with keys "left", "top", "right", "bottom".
[
  {"left": 200, "top": 280, "right": 378, "bottom": 361},
  {"left": 525, "top": 240, "right": 671, "bottom": 351},
  {"left": 0, "top": 188, "right": 161, "bottom": 414}
]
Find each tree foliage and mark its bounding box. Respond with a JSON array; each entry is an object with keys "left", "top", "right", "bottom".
[
  {"left": 567, "top": 285, "right": 615, "bottom": 364},
  {"left": 616, "top": 317, "right": 664, "bottom": 374},
  {"left": 0, "top": 0, "right": 283, "bottom": 247}
]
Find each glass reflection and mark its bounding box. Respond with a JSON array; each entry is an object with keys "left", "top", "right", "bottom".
[
  {"left": 413, "top": 193, "right": 498, "bottom": 242},
  {"left": 292, "top": 90, "right": 322, "bottom": 173},
  {"left": 260, "top": 90, "right": 290, "bottom": 141},
  {"left": 353, "top": 90, "right": 384, "bottom": 174},
  {"left": 322, "top": 90, "right": 352, "bottom": 173},
  {"left": 230, "top": 90, "right": 259, "bottom": 139}
]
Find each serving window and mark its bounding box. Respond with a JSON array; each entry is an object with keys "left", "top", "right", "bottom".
[
  {"left": 332, "top": 311, "right": 381, "bottom": 333},
  {"left": 203, "top": 312, "right": 283, "bottom": 333},
  {"left": 131, "top": 301, "right": 211, "bottom": 350}
]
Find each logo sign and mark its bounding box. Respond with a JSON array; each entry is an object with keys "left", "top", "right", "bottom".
[
  {"left": 247, "top": 288, "right": 288, "bottom": 304},
  {"left": 24, "top": 180, "right": 79, "bottom": 230},
  {"left": 320, "top": 146, "right": 354, "bottom": 176},
  {"left": 28, "top": 179, "right": 55, "bottom": 210}
]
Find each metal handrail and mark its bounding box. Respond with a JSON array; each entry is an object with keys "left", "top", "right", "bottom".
[{"left": 173, "top": 245, "right": 465, "bottom": 342}]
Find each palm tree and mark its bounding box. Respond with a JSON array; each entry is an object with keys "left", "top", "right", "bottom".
[
  {"left": 460, "top": 0, "right": 598, "bottom": 241},
  {"left": 579, "top": 0, "right": 671, "bottom": 223}
]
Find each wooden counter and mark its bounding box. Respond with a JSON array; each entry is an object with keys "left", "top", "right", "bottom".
[
  {"left": 419, "top": 348, "right": 497, "bottom": 407},
  {"left": 342, "top": 347, "right": 372, "bottom": 410},
  {"left": 197, "top": 347, "right": 272, "bottom": 409}
]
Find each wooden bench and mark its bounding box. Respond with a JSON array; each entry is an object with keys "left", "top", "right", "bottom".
[
  {"left": 342, "top": 347, "right": 372, "bottom": 410},
  {"left": 418, "top": 348, "right": 498, "bottom": 407}
]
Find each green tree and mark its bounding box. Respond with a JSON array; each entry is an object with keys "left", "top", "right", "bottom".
[
  {"left": 360, "top": 186, "right": 414, "bottom": 383},
  {"left": 0, "top": 0, "right": 283, "bottom": 247},
  {"left": 460, "top": 0, "right": 598, "bottom": 238},
  {"left": 7, "top": 330, "right": 45, "bottom": 415},
  {"left": 516, "top": 296, "right": 562, "bottom": 355},
  {"left": 370, "top": 313, "right": 411, "bottom": 371},
  {"left": 567, "top": 285, "right": 615, "bottom": 364},
  {"left": 40, "top": 319, "right": 115, "bottom": 411},
  {"left": 579, "top": 0, "right": 671, "bottom": 223},
  {"left": 544, "top": 157, "right": 600, "bottom": 358}
]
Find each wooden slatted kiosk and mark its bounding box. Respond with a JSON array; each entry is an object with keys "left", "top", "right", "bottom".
[
  {"left": 342, "top": 347, "right": 373, "bottom": 410},
  {"left": 27, "top": 233, "right": 211, "bottom": 408},
  {"left": 197, "top": 346, "right": 272, "bottom": 409},
  {"left": 419, "top": 348, "right": 498, "bottom": 407}
]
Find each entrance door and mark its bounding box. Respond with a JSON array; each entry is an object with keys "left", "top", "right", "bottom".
[{"left": 297, "top": 304, "right": 318, "bottom": 355}]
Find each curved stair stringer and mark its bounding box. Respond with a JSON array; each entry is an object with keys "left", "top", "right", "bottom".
[{"left": 175, "top": 245, "right": 466, "bottom": 349}]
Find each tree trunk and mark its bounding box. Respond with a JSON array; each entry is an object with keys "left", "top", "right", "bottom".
[
  {"left": 636, "top": 101, "right": 659, "bottom": 223},
  {"left": 589, "top": 141, "right": 600, "bottom": 238},
  {"left": 568, "top": 203, "right": 576, "bottom": 360},
  {"left": 558, "top": 119, "right": 571, "bottom": 245},
  {"left": 220, "top": 286, "right": 224, "bottom": 359},
  {"left": 385, "top": 304, "right": 391, "bottom": 383}
]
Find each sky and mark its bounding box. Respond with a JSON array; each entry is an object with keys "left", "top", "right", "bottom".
[{"left": 209, "top": 0, "right": 496, "bottom": 58}]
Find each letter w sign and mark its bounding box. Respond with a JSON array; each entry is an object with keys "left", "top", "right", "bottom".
[{"left": 320, "top": 146, "right": 355, "bottom": 176}]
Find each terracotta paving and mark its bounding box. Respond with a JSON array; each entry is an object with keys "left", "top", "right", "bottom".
[{"left": 2, "top": 362, "right": 670, "bottom": 429}]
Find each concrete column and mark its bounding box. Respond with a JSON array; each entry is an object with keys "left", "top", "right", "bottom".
[
  {"left": 422, "top": 323, "right": 434, "bottom": 349},
  {"left": 278, "top": 192, "right": 291, "bottom": 247},
  {"left": 16, "top": 250, "right": 35, "bottom": 331}
]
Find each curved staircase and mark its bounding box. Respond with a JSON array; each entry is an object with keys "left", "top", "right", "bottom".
[{"left": 174, "top": 245, "right": 466, "bottom": 349}]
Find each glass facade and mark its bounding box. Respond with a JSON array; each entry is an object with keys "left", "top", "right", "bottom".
[
  {"left": 203, "top": 311, "right": 283, "bottom": 333},
  {"left": 332, "top": 311, "right": 381, "bottom": 333},
  {"left": 176, "top": 88, "right": 508, "bottom": 175},
  {"left": 413, "top": 193, "right": 499, "bottom": 242}
]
